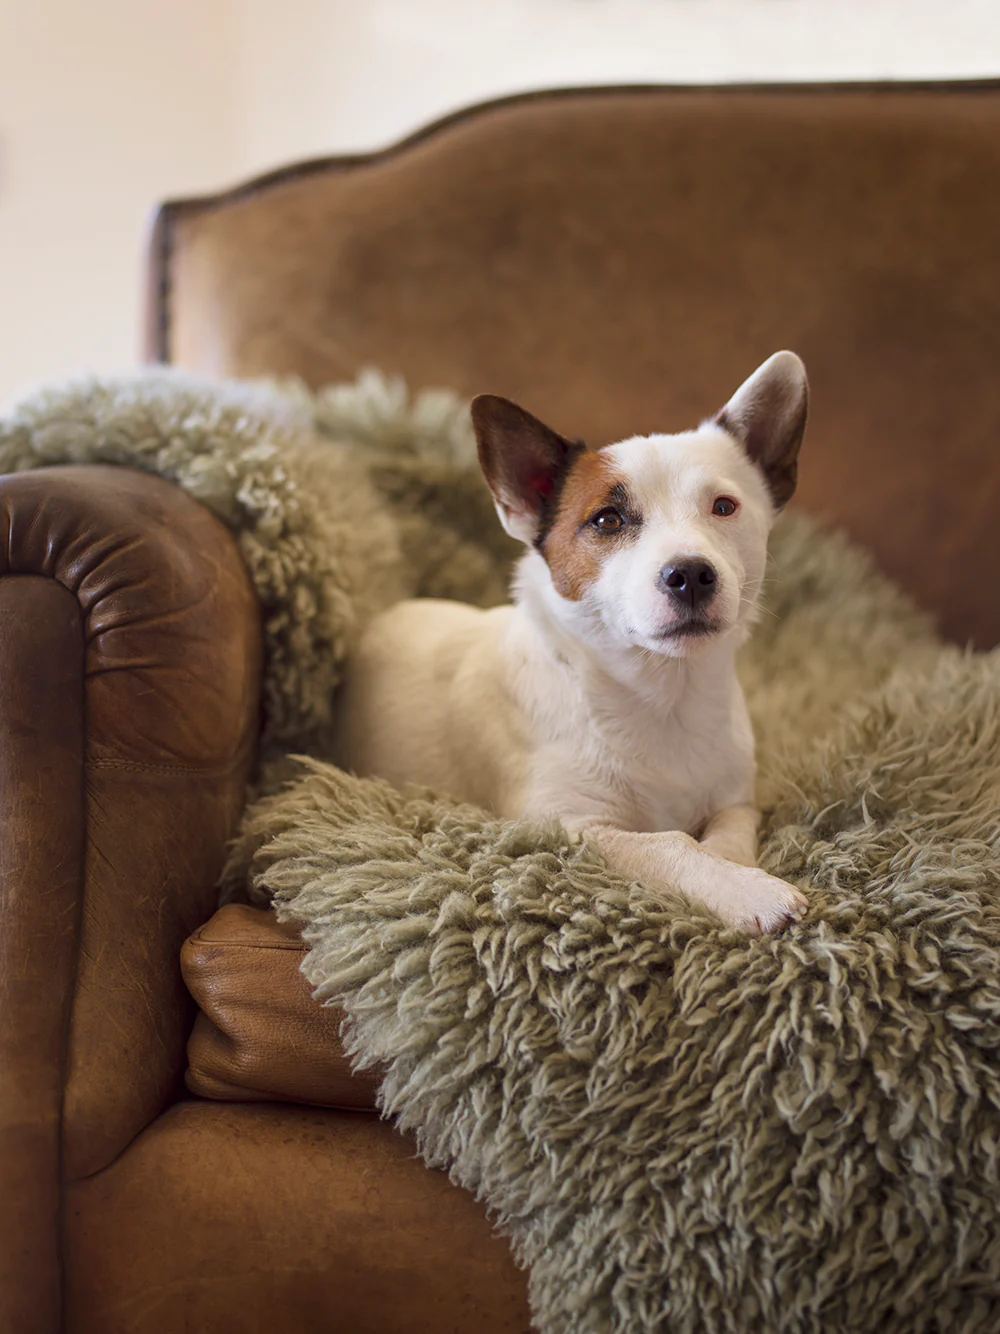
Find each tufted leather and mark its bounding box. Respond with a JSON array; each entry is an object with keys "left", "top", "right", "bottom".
[
  {"left": 183, "top": 904, "right": 379, "bottom": 1109},
  {"left": 153, "top": 83, "right": 1000, "bottom": 648},
  {"left": 0, "top": 467, "right": 261, "bottom": 1332},
  {"left": 65, "top": 1101, "right": 532, "bottom": 1333}
]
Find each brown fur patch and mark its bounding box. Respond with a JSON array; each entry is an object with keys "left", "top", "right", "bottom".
[{"left": 540, "top": 451, "right": 637, "bottom": 600}]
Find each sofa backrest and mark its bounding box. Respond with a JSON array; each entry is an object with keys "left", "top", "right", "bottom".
[{"left": 149, "top": 83, "right": 1000, "bottom": 647}]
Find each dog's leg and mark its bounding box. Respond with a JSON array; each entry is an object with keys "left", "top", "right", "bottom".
[
  {"left": 579, "top": 823, "right": 807, "bottom": 935},
  {"left": 699, "top": 804, "right": 760, "bottom": 866}
]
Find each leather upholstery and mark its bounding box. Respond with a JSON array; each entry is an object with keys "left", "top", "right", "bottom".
[
  {"left": 0, "top": 578, "right": 84, "bottom": 1334},
  {"left": 152, "top": 83, "right": 1000, "bottom": 648},
  {"left": 0, "top": 467, "right": 261, "bottom": 1332},
  {"left": 65, "top": 1101, "right": 532, "bottom": 1333},
  {"left": 183, "top": 904, "right": 378, "bottom": 1109}
]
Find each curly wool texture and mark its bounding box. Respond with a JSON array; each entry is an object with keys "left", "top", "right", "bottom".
[{"left": 227, "top": 525, "right": 1000, "bottom": 1334}]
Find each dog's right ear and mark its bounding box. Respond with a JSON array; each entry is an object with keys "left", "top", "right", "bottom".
[{"left": 471, "top": 395, "right": 584, "bottom": 545}]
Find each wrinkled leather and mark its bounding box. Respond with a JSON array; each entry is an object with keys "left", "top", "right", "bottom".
[
  {"left": 66, "top": 1100, "right": 532, "bottom": 1333},
  {"left": 0, "top": 466, "right": 262, "bottom": 1206},
  {"left": 183, "top": 904, "right": 378, "bottom": 1109},
  {"left": 0, "top": 577, "right": 84, "bottom": 1334},
  {"left": 156, "top": 84, "right": 1000, "bottom": 647}
]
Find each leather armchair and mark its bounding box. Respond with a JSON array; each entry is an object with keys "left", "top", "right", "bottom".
[
  {"left": 0, "top": 468, "right": 261, "bottom": 1331},
  {"left": 0, "top": 467, "right": 526, "bottom": 1334},
  {"left": 5, "top": 82, "right": 1000, "bottom": 1332}
]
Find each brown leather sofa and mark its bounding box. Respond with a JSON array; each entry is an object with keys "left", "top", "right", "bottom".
[{"left": 5, "top": 83, "right": 1000, "bottom": 1334}]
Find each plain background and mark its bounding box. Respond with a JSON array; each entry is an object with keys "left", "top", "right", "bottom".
[{"left": 1, "top": 0, "right": 999, "bottom": 407}]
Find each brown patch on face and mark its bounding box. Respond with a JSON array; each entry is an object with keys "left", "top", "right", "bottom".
[{"left": 540, "top": 451, "right": 639, "bottom": 600}]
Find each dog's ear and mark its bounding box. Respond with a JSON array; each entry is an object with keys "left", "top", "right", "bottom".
[
  {"left": 471, "top": 395, "right": 584, "bottom": 545},
  {"left": 714, "top": 351, "right": 808, "bottom": 509}
]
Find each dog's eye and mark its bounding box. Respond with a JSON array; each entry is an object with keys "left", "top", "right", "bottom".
[
  {"left": 712, "top": 497, "right": 738, "bottom": 517},
  {"left": 591, "top": 508, "right": 624, "bottom": 532}
]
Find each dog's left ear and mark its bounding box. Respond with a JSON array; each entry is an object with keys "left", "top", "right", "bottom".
[
  {"left": 714, "top": 351, "right": 808, "bottom": 509},
  {"left": 471, "top": 395, "right": 584, "bottom": 545}
]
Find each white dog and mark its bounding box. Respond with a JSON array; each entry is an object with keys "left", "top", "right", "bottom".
[{"left": 334, "top": 352, "right": 810, "bottom": 933}]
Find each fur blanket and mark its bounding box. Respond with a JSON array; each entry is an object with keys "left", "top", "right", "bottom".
[{"left": 4, "top": 371, "right": 1000, "bottom": 1333}]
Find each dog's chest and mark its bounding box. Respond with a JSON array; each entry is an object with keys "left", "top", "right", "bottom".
[
  {"left": 601, "top": 706, "right": 739, "bottom": 833},
  {"left": 520, "top": 649, "right": 751, "bottom": 834}
]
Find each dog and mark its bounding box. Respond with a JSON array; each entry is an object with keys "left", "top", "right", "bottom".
[{"left": 333, "top": 351, "right": 810, "bottom": 933}]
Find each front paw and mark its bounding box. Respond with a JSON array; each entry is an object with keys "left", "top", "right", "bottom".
[{"left": 710, "top": 865, "right": 808, "bottom": 935}]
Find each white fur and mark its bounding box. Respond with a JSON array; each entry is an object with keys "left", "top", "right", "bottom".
[
  {"left": 584, "top": 426, "right": 772, "bottom": 655},
  {"left": 333, "top": 356, "right": 810, "bottom": 933}
]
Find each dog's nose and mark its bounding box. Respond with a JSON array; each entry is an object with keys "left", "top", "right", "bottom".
[{"left": 657, "top": 560, "right": 717, "bottom": 610}]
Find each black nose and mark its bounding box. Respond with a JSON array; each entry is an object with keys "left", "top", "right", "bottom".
[{"left": 657, "top": 559, "right": 717, "bottom": 610}]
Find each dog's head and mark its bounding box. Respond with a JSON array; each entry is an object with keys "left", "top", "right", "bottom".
[{"left": 472, "top": 351, "right": 808, "bottom": 656}]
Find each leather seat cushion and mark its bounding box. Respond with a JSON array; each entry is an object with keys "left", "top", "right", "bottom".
[
  {"left": 182, "top": 903, "right": 378, "bottom": 1110},
  {"left": 65, "top": 1100, "right": 531, "bottom": 1333}
]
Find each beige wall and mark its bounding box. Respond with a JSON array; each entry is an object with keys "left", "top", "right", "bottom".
[
  {"left": 240, "top": 0, "right": 1000, "bottom": 171},
  {"left": 0, "top": 0, "right": 242, "bottom": 407},
  {"left": 2, "top": 0, "right": 999, "bottom": 407}
]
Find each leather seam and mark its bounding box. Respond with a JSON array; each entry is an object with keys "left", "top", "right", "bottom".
[
  {"left": 188, "top": 938, "right": 305, "bottom": 951},
  {"left": 56, "top": 590, "right": 88, "bottom": 1332},
  {"left": 87, "top": 756, "right": 248, "bottom": 777}
]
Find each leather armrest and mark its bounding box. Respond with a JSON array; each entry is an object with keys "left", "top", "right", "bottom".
[
  {"left": 183, "top": 905, "right": 378, "bottom": 1110},
  {"left": 0, "top": 466, "right": 261, "bottom": 1332}
]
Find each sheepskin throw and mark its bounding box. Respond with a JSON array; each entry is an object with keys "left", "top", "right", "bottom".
[{"left": 5, "top": 370, "right": 1000, "bottom": 1333}]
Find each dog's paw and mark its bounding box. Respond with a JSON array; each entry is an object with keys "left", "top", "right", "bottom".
[{"left": 710, "top": 865, "right": 808, "bottom": 935}]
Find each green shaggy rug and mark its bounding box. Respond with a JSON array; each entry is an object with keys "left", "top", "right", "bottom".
[{"left": 4, "top": 370, "right": 1000, "bottom": 1332}]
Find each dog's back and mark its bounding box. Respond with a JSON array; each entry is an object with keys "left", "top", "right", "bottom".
[{"left": 334, "top": 600, "right": 524, "bottom": 811}]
